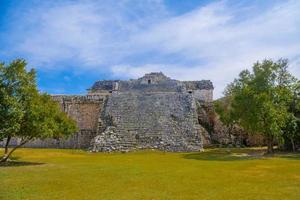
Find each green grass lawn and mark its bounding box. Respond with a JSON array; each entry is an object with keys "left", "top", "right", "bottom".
[{"left": 1, "top": 148, "right": 300, "bottom": 200}]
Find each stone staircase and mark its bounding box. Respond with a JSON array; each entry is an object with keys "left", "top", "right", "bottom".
[{"left": 91, "top": 92, "right": 203, "bottom": 152}]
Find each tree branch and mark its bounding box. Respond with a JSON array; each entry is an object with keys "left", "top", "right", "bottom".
[
  {"left": 0, "top": 137, "right": 31, "bottom": 163},
  {"left": 4, "top": 135, "right": 12, "bottom": 154}
]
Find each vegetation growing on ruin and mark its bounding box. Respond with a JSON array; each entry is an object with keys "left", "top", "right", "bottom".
[{"left": 1, "top": 148, "right": 300, "bottom": 200}]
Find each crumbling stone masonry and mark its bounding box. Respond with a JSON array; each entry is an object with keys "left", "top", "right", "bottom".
[
  {"left": 11, "top": 72, "right": 215, "bottom": 152},
  {"left": 22, "top": 95, "right": 104, "bottom": 149}
]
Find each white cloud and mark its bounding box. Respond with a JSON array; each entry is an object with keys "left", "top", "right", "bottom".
[
  {"left": 7, "top": 0, "right": 168, "bottom": 68},
  {"left": 3, "top": 0, "right": 300, "bottom": 98},
  {"left": 124, "top": 0, "right": 300, "bottom": 97}
]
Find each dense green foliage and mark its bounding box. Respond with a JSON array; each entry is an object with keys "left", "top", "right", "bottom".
[
  {"left": 214, "top": 96, "right": 236, "bottom": 135},
  {"left": 0, "top": 59, "right": 77, "bottom": 162},
  {"left": 282, "top": 81, "right": 300, "bottom": 151},
  {"left": 217, "top": 59, "right": 299, "bottom": 152},
  {"left": 1, "top": 148, "right": 299, "bottom": 200}
]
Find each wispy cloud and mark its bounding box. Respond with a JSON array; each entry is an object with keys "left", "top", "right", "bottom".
[
  {"left": 4, "top": 0, "right": 168, "bottom": 68},
  {"left": 1, "top": 0, "right": 300, "bottom": 97},
  {"left": 126, "top": 0, "right": 300, "bottom": 96}
]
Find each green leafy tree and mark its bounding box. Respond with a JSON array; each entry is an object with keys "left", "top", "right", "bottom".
[
  {"left": 283, "top": 114, "right": 299, "bottom": 152},
  {"left": 0, "top": 59, "right": 77, "bottom": 162},
  {"left": 282, "top": 81, "right": 300, "bottom": 151},
  {"left": 214, "top": 96, "right": 236, "bottom": 136},
  {"left": 225, "top": 59, "right": 296, "bottom": 153}
]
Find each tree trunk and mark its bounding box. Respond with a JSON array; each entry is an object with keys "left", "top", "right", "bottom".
[
  {"left": 4, "top": 136, "right": 12, "bottom": 154},
  {"left": 291, "top": 138, "right": 295, "bottom": 152},
  {"left": 0, "top": 139, "right": 28, "bottom": 163},
  {"left": 267, "top": 137, "right": 274, "bottom": 154}
]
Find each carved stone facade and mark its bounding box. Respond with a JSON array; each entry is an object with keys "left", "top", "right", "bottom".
[{"left": 8, "top": 72, "right": 217, "bottom": 152}]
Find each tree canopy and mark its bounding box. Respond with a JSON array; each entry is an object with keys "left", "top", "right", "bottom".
[
  {"left": 219, "top": 59, "right": 299, "bottom": 153},
  {"left": 0, "top": 59, "right": 77, "bottom": 162}
]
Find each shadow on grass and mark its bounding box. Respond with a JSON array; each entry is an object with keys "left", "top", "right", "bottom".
[
  {"left": 276, "top": 153, "right": 300, "bottom": 160},
  {"left": 183, "top": 149, "right": 265, "bottom": 161},
  {"left": 183, "top": 148, "right": 300, "bottom": 161},
  {"left": 0, "top": 161, "right": 44, "bottom": 167}
]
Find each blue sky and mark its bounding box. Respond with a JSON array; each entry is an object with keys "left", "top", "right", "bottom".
[{"left": 0, "top": 0, "right": 299, "bottom": 98}]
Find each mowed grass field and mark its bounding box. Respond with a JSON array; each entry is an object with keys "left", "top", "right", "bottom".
[{"left": 0, "top": 148, "right": 300, "bottom": 200}]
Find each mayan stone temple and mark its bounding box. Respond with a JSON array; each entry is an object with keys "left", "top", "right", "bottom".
[{"left": 22, "top": 72, "right": 214, "bottom": 152}]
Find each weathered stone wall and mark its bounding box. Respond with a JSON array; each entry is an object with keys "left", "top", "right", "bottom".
[
  {"left": 53, "top": 95, "right": 103, "bottom": 131},
  {"left": 92, "top": 92, "right": 204, "bottom": 152},
  {"left": 183, "top": 80, "right": 213, "bottom": 102},
  {"left": 89, "top": 73, "right": 214, "bottom": 102},
  {"left": 117, "top": 80, "right": 184, "bottom": 93},
  {"left": 193, "top": 89, "right": 213, "bottom": 102},
  {"left": 21, "top": 95, "right": 106, "bottom": 149},
  {"left": 183, "top": 80, "right": 214, "bottom": 90},
  {"left": 196, "top": 102, "right": 266, "bottom": 147}
]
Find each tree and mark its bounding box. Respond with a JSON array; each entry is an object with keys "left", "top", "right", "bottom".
[
  {"left": 0, "top": 59, "right": 77, "bottom": 162},
  {"left": 214, "top": 96, "right": 236, "bottom": 136},
  {"left": 283, "top": 114, "right": 299, "bottom": 152},
  {"left": 282, "top": 81, "right": 300, "bottom": 151},
  {"left": 224, "top": 59, "right": 297, "bottom": 153}
]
